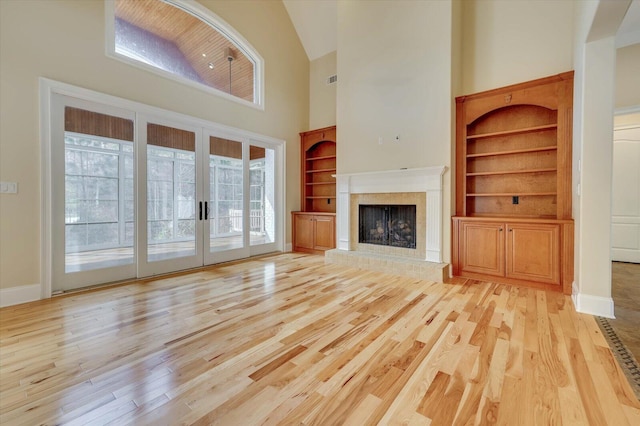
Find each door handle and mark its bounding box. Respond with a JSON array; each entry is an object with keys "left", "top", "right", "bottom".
[
  {"left": 205, "top": 201, "right": 209, "bottom": 220},
  {"left": 199, "top": 201, "right": 203, "bottom": 220}
]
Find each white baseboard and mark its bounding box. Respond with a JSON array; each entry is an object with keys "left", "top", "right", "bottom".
[
  {"left": 0, "top": 284, "right": 41, "bottom": 308},
  {"left": 571, "top": 283, "right": 615, "bottom": 318},
  {"left": 285, "top": 243, "right": 292, "bottom": 252}
]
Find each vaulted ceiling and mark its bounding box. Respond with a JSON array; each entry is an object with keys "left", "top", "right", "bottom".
[
  {"left": 282, "top": 0, "right": 639, "bottom": 61},
  {"left": 282, "top": 0, "right": 337, "bottom": 61}
]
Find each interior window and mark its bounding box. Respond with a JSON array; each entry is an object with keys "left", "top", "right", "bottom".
[{"left": 108, "top": 0, "right": 261, "bottom": 106}]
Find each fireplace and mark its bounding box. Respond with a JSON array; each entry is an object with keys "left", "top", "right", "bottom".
[
  {"left": 332, "top": 166, "right": 446, "bottom": 262},
  {"left": 359, "top": 204, "right": 417, "bottom": 249},
  {"left": 326, "top": 166, "right": 448, "bottom": 282}
]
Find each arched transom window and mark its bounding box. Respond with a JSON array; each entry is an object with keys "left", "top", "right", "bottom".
[{"left": 107, "top": 0, "right": 263, "bottom": 108}]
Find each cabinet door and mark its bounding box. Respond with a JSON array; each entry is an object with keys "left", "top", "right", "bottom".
[
  {"left": 313, "top": 215, "right": 335, "bottom": 250},
  {"left": 293, "top": 214, "right": 315, "bottom": 250},
  {"left": 506, "top": 223, "right": 560, "bottom": 285},
  {"left": 459, "top": 221, "right": 505, "bottom": 277}
]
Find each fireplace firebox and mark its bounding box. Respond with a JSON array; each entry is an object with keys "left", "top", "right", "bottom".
[{"left": 358, "top": 204, "right": 417, "bottom": 249}]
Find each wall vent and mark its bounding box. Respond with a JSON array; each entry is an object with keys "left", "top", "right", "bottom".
[{"left": 326, "top": 74, "right": 337, "bottom": 85}]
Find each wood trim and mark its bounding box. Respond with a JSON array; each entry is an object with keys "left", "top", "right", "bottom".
[
  {"left": 455, "top": 100, "right": 466, "bottom": 216},
  {"left": 64, "top": 107, "right": 134, "bottom": 141},
  {"left": 451, "top": 218, "right": 460, "bottom": 275},
  {"left": 455, "top": 71, "right": 574, "bottom": 103},
  {"left": 210, "top": 136, "right": 242, "bottom": 159},
  {"left": 557, "top": 105, "right": 574, "bottom": 219},
  {"left": 249, "top": 145, "right": 266, "bottom": 160},
  {"left": 453, "top": 216, "right": 573, "bottom": 225},
  {"left": 454, "top": 270, "right": 564, "bottom": 292},
  {"left": 561, "top": 221, "right": 574, "bottom": 294},
  {"left": 147, "top": 123, "right": 195, "bottom": 151},
  {"left": 209, "top": 138, "right": 266, "bottom": 160}
]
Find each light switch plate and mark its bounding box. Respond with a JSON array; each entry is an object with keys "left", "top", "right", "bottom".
[{"left": 0, "top": 182, "right": 18, "bottom": 194}]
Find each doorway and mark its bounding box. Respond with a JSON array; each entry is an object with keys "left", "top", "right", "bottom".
[
  {"left": 611, "top": 119, "right": 640, "bottom": 263},
  {"left": 610, "top": 111, "right": 640, "bottom": 362}
]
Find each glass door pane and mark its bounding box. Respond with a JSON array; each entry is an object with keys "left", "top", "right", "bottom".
[
  {"left": 208, "top": 136, "right": 245, "bottom": 253},
  {"left": 249, "top": 144, "right": 277, "bottom": 254},
  {"left": 146, "top": 123, "right": 197, "bottom": 262},
  {"left": 138, "top": 117, "right": 203, "bottom": 277},
  {"left": 52, "top": 96, "right": 136, "bottom": 293},
  {"left": 65, "top": 132, "right": 134, "bottom": 272}
]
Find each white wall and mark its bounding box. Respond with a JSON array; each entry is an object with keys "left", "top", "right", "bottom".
[
  {"left": 579, "top": 36, "right": 617, "bottom": 303},
  {"left": 0, "top": 0, "right": 309, "bottom": 291},
  {"left": 461, "top": 0, "right": 574, "bottom": 94},
  {"left": 336, "top": 0, "right": 458, "bottom": 263},
  {"left": 616, "top": 44, "right": 640, "bottom": 109},
  {"left": 571, "top": 0, "right": 631, "bottom": 317},
  {"left": 571, "top": 0, "right": 600, "bottom": 299},
  {"left": 309, "top": 51, "right": 337, "bottom": 129}
]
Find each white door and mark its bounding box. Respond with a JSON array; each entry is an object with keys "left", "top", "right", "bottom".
[
  {"left": 612, "top": 125, "right": 640, "bottom": 263},
  {"left": 203, "top": 131, "right": 249, "bottom": 264},
  {"left": 51, "top": 94, "right": 137, "bottom": 292},
  {"left": 202, "top": 132, "right": 280, "bottom": 264},
  {"left": 137, "top": 115, "right": 205, "bottom": 277}
]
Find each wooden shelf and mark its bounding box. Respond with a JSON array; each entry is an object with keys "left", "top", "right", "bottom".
[
  {"left": 467, "top": 168, "right": 556, "bottom": 177},
  {"left": 467, "top": 146, "right": 556, "bottom": 158},
  {"left": 306, "top": 155, "right": 336, "bottom": 161},
  {"left": 300, "top": 126, "right": 337, "bottom": 213},
  {"left": 306, "top": 168, "right": 336, "bottom": 174},
  {"left": 466, "top": 192, "right": 557, "bottom": 197},
  {"left": 466, "top": 123, "right": 557, "bottom": 140},
  {"left": 466, "top": 213, "right": 559, "bottom": 220}
]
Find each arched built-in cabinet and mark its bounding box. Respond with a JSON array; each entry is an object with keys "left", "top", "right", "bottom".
[
  {"left": 452, "top": 72, "right": 574, "bottom": 293},
  {"left": 292, "top": 126, "right": 337, "bottom": 254}
]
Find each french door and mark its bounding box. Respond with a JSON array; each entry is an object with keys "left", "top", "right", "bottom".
[
  {"left": 49, "top": 91, "right": 281, "bottom": 293},
  {"left": 204, "top": 130, "right": 278, "bottom": 264},
  {"left": 50, "top": 95, "right": 138, "bottom": 291}
]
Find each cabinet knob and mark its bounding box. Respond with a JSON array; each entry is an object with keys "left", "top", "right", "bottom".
[
  {"left": 500, "top": 228, "right": 503, "bottom": 232},
  {"left": 509, "top": 229, "right": 512, "bottom": 232}
]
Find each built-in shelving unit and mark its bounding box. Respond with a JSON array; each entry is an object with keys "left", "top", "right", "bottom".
[
  {"left": 453, "top": 72, "right": 575, "bottom": 294},
  {"left": 300, "top": 126, "right": 337, "bottom": 213},
  {"left": 292, "top": 126, "right": 337, "bottom": 254}
]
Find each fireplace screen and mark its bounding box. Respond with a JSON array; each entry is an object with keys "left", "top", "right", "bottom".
[{"left": 359, "top": 204, "right": 417, "bottom": 249}]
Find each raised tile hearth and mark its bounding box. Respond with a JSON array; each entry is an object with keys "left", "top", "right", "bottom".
[{"left": 325, "top": 249, "right": 449, "bottom": 283}]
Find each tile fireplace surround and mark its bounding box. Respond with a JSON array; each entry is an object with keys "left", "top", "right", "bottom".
[{"left": 325, "top": 166, "right": 449, "bottom": 282}]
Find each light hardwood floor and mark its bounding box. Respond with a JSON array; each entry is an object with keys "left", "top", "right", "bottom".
[{"left": 1, "top": 253, "right": 639, "bottom": 425}]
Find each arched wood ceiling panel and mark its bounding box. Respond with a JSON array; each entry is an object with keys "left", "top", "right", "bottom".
[{"left": 114, "top": 0, "right": 254, "bottom": 101}]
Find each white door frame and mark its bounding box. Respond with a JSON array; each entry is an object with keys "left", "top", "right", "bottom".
[{"left": 40, "top": 78, "right": 285, "bottom": 298}]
